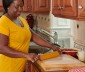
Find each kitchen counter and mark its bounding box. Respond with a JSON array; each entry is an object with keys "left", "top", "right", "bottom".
[{"left": 37, "top": 54, "right": 85, "bottom": 72}]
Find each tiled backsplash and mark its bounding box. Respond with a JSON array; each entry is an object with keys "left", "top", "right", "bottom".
[
  {"left": 33, "top": 14, "right": 51, "bottom": 32},
  {"left": 74, "top": 42, "right": 85, "bottom": 49}
]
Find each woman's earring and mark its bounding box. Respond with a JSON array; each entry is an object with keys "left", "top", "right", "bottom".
[{"left": 7, "top": 8, "right": 9, "bottom": 10}]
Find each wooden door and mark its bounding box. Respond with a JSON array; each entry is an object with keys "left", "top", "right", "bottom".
[
  {"left": 23, "top": 0, "right": 28, "bottom": 12},
  {"left": 61, "top": 0, "right": 77, "bottom": 17},
  {"left": 78, "top": 0, "right": 85, "bottom": 18},
  {"left": 34, "top": 0, "right": 50, "bottom": 13},
  {"left": 52, "top": 0, "right": 61, "bottom": 16},
  {"left": 27, "top": 0, "right": 34, "bottom": 13},
  {"left": 0, "top": 0, "right": 3, "bottom": 12},
  {"left": 25, "top": 61, "right": 41, "bottom": 72}
]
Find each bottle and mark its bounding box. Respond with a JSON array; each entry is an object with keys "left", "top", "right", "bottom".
[{"left": 77, "top": 48, "right": 85, "bottom": 61}]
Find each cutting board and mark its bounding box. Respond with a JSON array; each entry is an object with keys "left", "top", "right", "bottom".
[{"left": 38, "top": 54, "right": 85, "bottom": 72}]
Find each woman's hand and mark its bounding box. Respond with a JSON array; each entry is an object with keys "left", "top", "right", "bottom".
[
  {"left": 51, "top": 45, "right": 61, "bottom": 53},
  {"left": 25, "top": 53, "right": 40, "bottom": 63}
]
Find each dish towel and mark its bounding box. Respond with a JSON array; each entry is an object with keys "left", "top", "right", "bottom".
[{"left": 69, "top": 67, "right": 85, "bottom": 72}]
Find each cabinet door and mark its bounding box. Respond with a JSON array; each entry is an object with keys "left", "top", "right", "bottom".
[
  {"left": 23, "top": 0, "right": 28, "bottom": 12},
  {"left": 0, "top": 0, "right": 3, "bottom": 12},
  {"left": 34, "top": 0, "right": 50, "bottom": 13},
  {"left": 61, "top": 0, "right": 77, "bottom": 17},
  {"left": 25, "top": 62, "right": 40, "bottom": 72},
  {"left": 78, "top": 0, "right": 85, "bottom": 18},
  {"left": 52, "top": 0, "right": 61, "bottom": 16},
  {"left": 27, "top": 0, "right": 34, "bottom": 13}
]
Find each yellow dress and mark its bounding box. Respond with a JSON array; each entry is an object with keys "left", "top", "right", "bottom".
[{"left": 0, "top": 15, "right": 32, "bottom": 72}]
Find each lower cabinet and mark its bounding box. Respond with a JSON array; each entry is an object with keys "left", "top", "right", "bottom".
[{"left": 25, "top": 61, "right": 41, "bottom": 72}]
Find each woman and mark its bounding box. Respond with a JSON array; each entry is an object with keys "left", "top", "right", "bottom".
[{"left": 0, "top": 0, "right": 60, "bottom": 72}]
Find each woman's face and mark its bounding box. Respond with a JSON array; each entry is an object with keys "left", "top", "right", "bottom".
[{"left": 7, "top": 0, "right": 23, "bottom": 18}]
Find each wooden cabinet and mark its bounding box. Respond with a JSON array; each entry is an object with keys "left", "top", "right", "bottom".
[
  {"left": 52, "top": 0, "right": 61, "bottom": 16},
  {"left": 78, "top": 0, "right": 85, "bottom": 18},
  {"left": 23, "top": 0, "right": 29, "bottom": 12},
  {"left": 23, "top": 0, "right": 50, "bottom": 13},
  {"left": 0, "top": 0, "right": 3, "bottom": 12},
  {"left": 52, "top": 0, "right": 77, "bottom": 18},
  {"left": 27, "top": 0, "right": 33, "bottom": 12},
  {"left": 23, "top": 0, "right": 33, "bottom": 12},
  {"left": 25, "top": 61, "right": 41, "bottom": 72},
  {"left": 61, "top": 0, "right": 77, "bottom": 17},
  {"left": 33, "top": 0, "right": 50, "bottom": 13},
  {"left": 52, "top": 0, "right": 85, "bottom": 20}
]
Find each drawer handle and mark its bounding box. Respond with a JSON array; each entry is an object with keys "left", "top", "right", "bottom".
[
  {"left": 58, "top": 6, "right": 62, "bottom": 9},
  {"left": 78, "top": 5, "right": 83, "bottom": 9}
]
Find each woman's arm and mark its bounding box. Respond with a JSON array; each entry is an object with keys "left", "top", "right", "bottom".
[
  {"left": 30, "top": 29, "right": 60, "bottom": 51},
  {"left": 0, "top": 34, "right": 39, "bottom": 62}
]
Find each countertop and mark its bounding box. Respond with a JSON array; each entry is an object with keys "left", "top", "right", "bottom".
[{"left": 37, "top": 54, "right": 85, "bottom": 72}]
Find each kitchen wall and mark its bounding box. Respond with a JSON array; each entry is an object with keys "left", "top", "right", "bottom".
[
  {"left": 21, "top": 13, "right": 28, "bottom": 18},
  {"left": 32, "top": 13, "right": 71, "bottom": 48},
  {"left": 33, "top": 14, "right": 51, "bottom": 32},
  {"left": 72, "top": 20, "right": 85, "bottom": 49}
]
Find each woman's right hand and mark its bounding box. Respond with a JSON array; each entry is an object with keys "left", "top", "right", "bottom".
[{"left": 25, "top": 53, "right": 40, "bottom": 63}]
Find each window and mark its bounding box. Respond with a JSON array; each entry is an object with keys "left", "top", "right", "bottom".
[{"left": 52, "top": 17, "right": 71, "bottom": 28}]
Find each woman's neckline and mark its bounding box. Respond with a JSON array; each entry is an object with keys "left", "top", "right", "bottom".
[{"left": 4, "top": 14, "right": 24, "bottom": 28}]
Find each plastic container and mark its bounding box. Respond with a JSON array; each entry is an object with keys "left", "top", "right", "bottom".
[{"left": 77, "top": 48, "right": 85, "bottom": 61}]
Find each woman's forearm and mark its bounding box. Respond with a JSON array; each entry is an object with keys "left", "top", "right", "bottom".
[
  {"left": 0, "top": 45, "right": 27, "bottom": 58},
  {"left": 34, "top": 36, "right": 52, "bottom": 48},
  {"left": 31, "top": 30, "right": 60, "bottom": 51},
  {"left": 31, "top": 31, "right": 52, "bottom": 48}
]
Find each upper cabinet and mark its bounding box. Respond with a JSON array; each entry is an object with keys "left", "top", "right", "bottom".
[
  {"left": 23, "top": 0, "right": 50, "bottom": 13},
  {"left": 61, "top": 0, "right": 77, "bottom": 17},
  {"left": 78, "top": 0, "right": 85, "bottom": 19},
  {"left": 33, "top": 0, "right": 50, "bottom": 13},
  {"left": 0, "top": 0, "right": 50, "bottom": 13},
  {"left": 0, "top": 0, "right": 3, "bottom": 12},
  {"left": 52, "top": 0, "right": 85, "bottom": 20},
  {"left": 52, "top": 0, "right": 77, "bottom": 18},
  {"left": 52, "top": 0, "right": 61, "bottom": 16},
  {"left": 23, "top": 0, "right": 33, "bottom": 12},
  {"left": 23, "top": 0, "right": 29, "bottom": 12}
]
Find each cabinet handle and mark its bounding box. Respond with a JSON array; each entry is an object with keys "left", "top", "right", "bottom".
[
  {"left": 78, "top": 5, "right": 83, "bottom": 9},
  {"left": 58, "top": 7, "right": 62, "bottom": 9},
  {"left": 61, "top": 7, "right": 64, "bottom": 9},
  {"left": 58, "top": 7, "right": 65, "bottom": 9}
]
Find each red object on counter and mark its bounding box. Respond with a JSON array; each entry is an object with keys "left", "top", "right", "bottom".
[
  {"left": 62, "top": 51, "right": 77, "bottom": 56},
  {"left": 61, "top": 48, "right": 78, "bottom": 57},
  {"left": 69, "top": 67, "right": 85, "bottom": 72}
]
